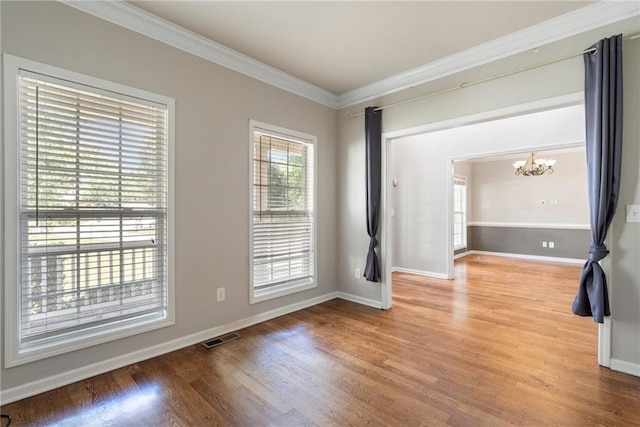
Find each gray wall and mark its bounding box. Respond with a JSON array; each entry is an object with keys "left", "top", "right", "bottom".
[
  {"left": 1, "top": 2, "right": 338, "bottom": 392},
  {"left": 469, "top": 226, "right": 590, "bottom": 259},
  {"left": 338, "top": 18, "right": 640, "bottom": 369}
]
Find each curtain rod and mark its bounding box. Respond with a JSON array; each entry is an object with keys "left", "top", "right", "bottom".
[{"left": 347, "top": 33, "right": 639, "bottom": 119}]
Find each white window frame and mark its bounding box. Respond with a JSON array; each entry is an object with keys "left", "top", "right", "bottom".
[
  {"left": 249, "top": 120, "right": 317, "bottom": 304},
  {"left": 2, "top": 55, "right": 175, "bottom": 367},
  {"left": 453, "top": 175, "right": 467, "bottom": 250}
]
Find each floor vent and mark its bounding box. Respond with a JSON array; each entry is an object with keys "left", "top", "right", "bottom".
[{"left": 201, "top": 332, "right": 241, "bottom": 349}]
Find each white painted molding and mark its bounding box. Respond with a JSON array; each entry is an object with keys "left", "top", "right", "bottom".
[
  {"left": 470, "top": 250, "right": 584, "bottom": 265},
  {"left": 599, "top": 233, "right": 613, "bottom": 367},
  {"left": 336, "top": 292, "right": 383, "bottom": 309},
  {"left": 468, "top": 221, "right": 590, "bottom": 230},
  {"left": 57, "top": 0, "right": 339, "bottom": 109},
  {"left": 599, "top": 318, "right": 612, "bottom": 368},
  {"left": 454, "top": 251, "right": 473, "bottom": 260},
  {"left": 0, "top": 291, "right": 339, "bottom": 405},
  {"left": 391, "top": 267, "right": 449, "bottom": 280},
  {"left": 57, "top": 1, "right": 638, "bottom": 111},
  {"left": 610, "top": 359, "right": 640, "bottom": 378},
  {"left": 338, "top": 1, "right": 640, "bottom": 108}
]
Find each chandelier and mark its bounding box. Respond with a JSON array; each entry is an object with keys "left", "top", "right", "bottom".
[{"left": 513, "top": 152, "right": 556, "bottom": 176}]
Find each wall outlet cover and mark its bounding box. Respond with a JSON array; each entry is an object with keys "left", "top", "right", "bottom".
[
  {"left": 216, "top": 287, "right": 226, "bottom": 302},
  {"left": 626, "top": 204, "right": 640, "bottom": 223}
]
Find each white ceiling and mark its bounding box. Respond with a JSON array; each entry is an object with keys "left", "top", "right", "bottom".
[
  {"left": 129, "top": 1, "right": 595, "bottom": 95},
  {"left": 64, "top": 1, "right": 638, "bottom": 108}
]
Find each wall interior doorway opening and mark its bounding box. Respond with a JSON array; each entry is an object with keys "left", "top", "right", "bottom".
[{"left": 380, "top": 92, "right": 610, "bottom": 366}]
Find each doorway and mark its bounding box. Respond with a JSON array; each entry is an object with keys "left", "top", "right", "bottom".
[{"left": 379, "top": 92, "right": 608, "bottom": 364}]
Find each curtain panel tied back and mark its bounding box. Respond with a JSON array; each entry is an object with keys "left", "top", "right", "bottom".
[
  {"left": 364, "top": 107, "right": 382, "bottom": 282},
  {"left": 572, "top": 34, "right": 623, "bottom": 324}
]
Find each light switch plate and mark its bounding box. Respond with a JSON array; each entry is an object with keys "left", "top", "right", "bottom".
[{"left": 626, "top": 204, "right": 640, "bottom": 223}]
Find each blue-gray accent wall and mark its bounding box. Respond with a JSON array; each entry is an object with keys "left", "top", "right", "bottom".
[{"left": 468, "top": 226, "right": 590, "bottom": 259}]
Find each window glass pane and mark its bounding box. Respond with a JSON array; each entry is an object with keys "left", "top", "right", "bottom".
[
  {"left": 17, "top": 71, "right": 169, "bottom": 350},
  {"left": 453, "top": 179, "right": 467, "bottom": 248},
  {"left": 251, "top": 127, "right": 314, "bottom": 293}
]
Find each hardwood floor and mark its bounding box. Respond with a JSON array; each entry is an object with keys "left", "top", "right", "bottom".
[{"left": 2, "top": 254, "right": 640, "bottom": 426}]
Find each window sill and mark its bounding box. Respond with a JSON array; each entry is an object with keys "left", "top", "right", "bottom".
[
  {"left": 5, "top": 313, "right": 174, "bottom": 368},
  {"left": 250, "top": 279, "right": 316, "bottom": 304}
]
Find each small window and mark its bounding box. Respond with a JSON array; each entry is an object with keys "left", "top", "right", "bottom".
[
  {"left": 453, "top": 176, "right": 467, "bottom": 250},
  {"left": 3, "top": 55, "right": 175, "bottom": 366},
  {"left": 249, "top": 120, "right": 316, "bottom": 303}
]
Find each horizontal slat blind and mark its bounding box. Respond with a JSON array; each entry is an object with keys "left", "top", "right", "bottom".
[
  {"left": 453, "top": 176, "right": 466, "bottom": 248},
  {"left": 18, "top": 71, "right": 168, "bottom": 346},
  {"left": 252, "top": 132, "right": 314, "bottom": 290}
]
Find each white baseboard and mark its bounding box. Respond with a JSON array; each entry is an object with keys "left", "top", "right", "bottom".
[
  {"left": 610, "top": 359, "right": 640, "bottom": 377},
  {"left": 467, "top": 221, "right": 590, "bottom": 230},
  {"left": 391, "top": 267, "right": 449, "bottom": 279},
  {"left": 336, "top": 292, "right": 382, "bottom": 309},
  {"left": 469, "top": 250, "right": 584, "bottom": 265},
  {"left": 0, "top": 291, "right": 339, "bottom": 405},
  {"left": 454, "top": 251, "right": 472, "bottom": 260}
]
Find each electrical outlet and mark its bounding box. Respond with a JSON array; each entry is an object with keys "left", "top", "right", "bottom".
[
  {"left": 549, "top": 242, "right": 555, "bottom": 249},
  {"left": 550, "top": 200, "right": 558, "bottom": 205},
  {"left": 216, "top": 287, "right": 225, "bottom": 302},
  {"left": 626, "top": 204, "right": 640, "bottom": 223},
  {"left": 355, "top": 268, "right": 361, "bottom": 279},
  {"left": 542, "top": 241, "right": 547, "bottom": 248}
]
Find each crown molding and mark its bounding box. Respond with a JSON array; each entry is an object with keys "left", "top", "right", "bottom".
[
  {"left": 59, "top": 1, "right": 638, "bottom": 111},
  {"left": 58, "top": 0, "right": 340, "bottom": 109},
  {"left": 337, "top": 1, "right": 640, "bottom": 109}
]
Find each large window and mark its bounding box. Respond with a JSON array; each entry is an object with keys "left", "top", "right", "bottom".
[
  {"left": 453, "top": 176, "right": 467, "bottom": 250},
  {"left": 3, "top": 56, "right": 174, "bottom": 366},
  {"left": 249, "top": 121, "right": 316, "bottom": 303}
]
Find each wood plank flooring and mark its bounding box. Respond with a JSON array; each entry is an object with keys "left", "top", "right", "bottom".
[{"left": 2, "top": 254, "right": 640, "bottom": 426}]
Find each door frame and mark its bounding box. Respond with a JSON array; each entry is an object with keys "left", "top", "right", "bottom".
[{"left": 380, "top": 92, "right": 611, "bottom": 367}]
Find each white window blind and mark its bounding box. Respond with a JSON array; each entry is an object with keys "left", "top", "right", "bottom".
[
  {"left": 453, "top": 176, "right": 467, "bottom": 249},
  {"left": 250, "top": 123, "right": 315, "bottom": 301},
  {"left": 16, "top": 70, "right": 170, "bottom": 351}
]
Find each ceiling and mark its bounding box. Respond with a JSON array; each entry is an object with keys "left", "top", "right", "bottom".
[{"left": 129, "top": 1, "right": 595, "bottom": 95}]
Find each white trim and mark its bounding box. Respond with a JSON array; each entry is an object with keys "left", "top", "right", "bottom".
[
  {"left": 58, "top": 0, "right": 338, "bottom": 109},
  {"left": 454, "top": 251, "right": 472, "bottom": 260},
  {"left": 599, "top": 317, "right": 612, "bottom": 367},
  {"left": 469, "top": 250, "right": 584, "bottom": 265},
  {"left": 337, "top": 1, "right": 640, "bottom": 108},
  {"left": 610, "top": 359, "right": 640, "bottom": 377},
  {"left": 57, "top": 1, "right": 638, "bottom": 110},
  {"left": 336, "top": 292, "right": 383, "bottom": 309},
  {"left": 380, "top": 132, "right": 392, "bottom": 309},
  {"left": 598, "top": 233, "right": 613, "bottom": 367},
  {"left": 0, "top": 291, "right": 339, "bottom": 405},
  {"left": 446, "top": 159, "right": 455, "bottom": 279},
  {"left": 468, "top": 221, "right": 590, "bottom": 230},
  {"left": 391, "top": 267, "right": 449, "bottom": 280}
]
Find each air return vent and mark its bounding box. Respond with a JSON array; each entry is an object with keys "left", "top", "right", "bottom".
[{"left": 201, "top": 332, "right": 241, "bottom": 349}]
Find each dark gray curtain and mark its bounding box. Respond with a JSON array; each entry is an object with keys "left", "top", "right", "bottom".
[
  {"left": 572, "top": 34, "right": 623, "bottom": 323},
  {"left": 364, "top": 107, "right": 382, "bottom": 282}
]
